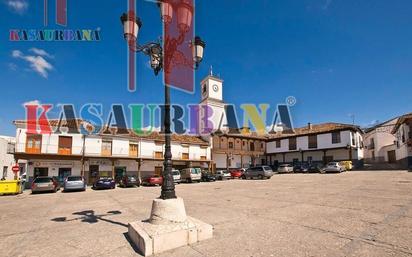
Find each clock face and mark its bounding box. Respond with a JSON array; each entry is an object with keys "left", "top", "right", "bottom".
[{"left": 213, "top": 85, "right": 219, "bottom": 92}]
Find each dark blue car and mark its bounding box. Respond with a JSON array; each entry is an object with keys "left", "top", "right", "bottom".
[{"left": 92, "top": 177, "right": 116, "bottom": 190}]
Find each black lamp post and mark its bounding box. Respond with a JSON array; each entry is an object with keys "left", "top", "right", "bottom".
[{"left": 121, "top": 1, "right": 205, "bottom": 200}]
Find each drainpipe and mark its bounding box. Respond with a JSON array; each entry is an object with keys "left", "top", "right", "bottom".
[{"left": 81, "top": 134, "right": 86, "bottom": 177}]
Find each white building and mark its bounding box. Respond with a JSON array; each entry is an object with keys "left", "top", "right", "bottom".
[
  {"left": 12, "top": 119, "right": 212, "bottom": 186},
  {"left": 391, "top": 113, "right": 412, "bottom": 169},
  {"left": 0, "top": 136, "right": 17, "bottom": 180},
  {"left": 199, "top": 72, "right": 227, "bottom": 132},
  {"left": 363, "top": 118, "right": 398, "bottom": 164},
  {"left": 266, "top": 123, "right": 364, "bottom": 167}
]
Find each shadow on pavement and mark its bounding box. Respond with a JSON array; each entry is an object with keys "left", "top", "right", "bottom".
[
  {"left": 51, "top": 210, "right": 127, "bottom": 227},
  {"left": 123, "top": 232, "right": 144, "bottom": 256}
]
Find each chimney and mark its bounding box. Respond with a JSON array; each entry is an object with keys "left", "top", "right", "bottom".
[{"left": 308, "top": 122, "right": 313, "bottom": 130}]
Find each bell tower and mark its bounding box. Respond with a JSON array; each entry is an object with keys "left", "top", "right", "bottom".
[
  {"left": 199, "top": 67, "right": 227, "bottom": 132},
  {"left": 200, "top": 66, "right": 223, "bottom": 103}
]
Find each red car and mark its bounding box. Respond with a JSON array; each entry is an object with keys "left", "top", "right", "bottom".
[
  {"left": 230, "top": 169, "right": 244, "bottom": 179},
  {"left": 142, "top": 175, "right": 163, "bottom": 186}
]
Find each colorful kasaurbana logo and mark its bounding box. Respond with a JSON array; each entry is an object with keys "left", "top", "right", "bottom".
[
  {"left": 22, "top": 102, "right": 295, "bottom": 136},
  {"left": 9, "top": 0, "right": 100, "bottom": 42}
]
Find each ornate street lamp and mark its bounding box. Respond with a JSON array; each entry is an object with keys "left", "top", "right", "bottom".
[
  {"left": 120, "top": 2, "right": 205, "bottom": 200},
  {"left": 120, "top": 12, "right": 142, "bottom": 41}
]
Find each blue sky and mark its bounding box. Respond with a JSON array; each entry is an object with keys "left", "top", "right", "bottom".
[{"left": 1, "top": 0, "right": 412, "bottom": 136}]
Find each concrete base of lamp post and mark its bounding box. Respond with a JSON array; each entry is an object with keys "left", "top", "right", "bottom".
[{"left": 127, "top": 198, "right": 213, "bottom": 256}]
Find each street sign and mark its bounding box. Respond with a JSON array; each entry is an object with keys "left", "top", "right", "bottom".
[{"left": 12, "top": 166, "right": 20, "bottom": 173}]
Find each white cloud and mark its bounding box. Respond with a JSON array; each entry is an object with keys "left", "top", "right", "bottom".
[
  {"left": 6, "top": 0, "right": 28, "bottom": 14},
  {"left": 12, "top": 49, "right": 54, "bottom": 78},
  {"left": 22, "top": 100, "right": 41, "bottom": 107},
  {"left": 29, "top": 48, "right": 54, "bottom": 58},
  {"left": 8, "top": 63, "right": 17, "bottom": 71},
  {"left": 12, "top": 50, "right": 22, "bottom": 58}
]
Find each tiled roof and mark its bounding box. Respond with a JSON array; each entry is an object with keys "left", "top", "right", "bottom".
[
  {"left": 392, "top": 113, "right": 412, "bottom": 134},
  {"left": 267, "top": 123, "right": 361, "bottom": 140},
  {"left": 14, "top": 119, "right": 83, "bottom": 128}
]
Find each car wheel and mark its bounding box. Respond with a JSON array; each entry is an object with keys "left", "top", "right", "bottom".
[
  {"left": 258, "top": 174, "right": 263, "bottom": 180},
  {"left": 241, "top": 175, "right": 246, "bottom": 180}
]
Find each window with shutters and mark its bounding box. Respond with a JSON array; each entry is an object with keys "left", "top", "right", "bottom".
[
  {"left": 332, "top": 132, "right": 341, "bottom": 144},
  {"left": 155, "top": 151, "right": 163, "bottom": 159},
  {"left": 26, "top": 134, "right": 42, "bottom": 154},
  {"left": 308, "top": 135, "right": 317, "bottom": 149},
  {"left": 129, "top": 143, "right": 138, "bottom": 157},
  {"left": 101, "top": 140, "right": 112, "bottom": 156},
  {"left": 58, "top": 136, "right": 72, "bottom": 155},
  {"left": 289, "top": 137, "right": 297, "bottom": 150}
]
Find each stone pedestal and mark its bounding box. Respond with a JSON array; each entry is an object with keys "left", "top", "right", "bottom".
[{"left": 127, "top": 198, "right": 213, "bottom": 256}]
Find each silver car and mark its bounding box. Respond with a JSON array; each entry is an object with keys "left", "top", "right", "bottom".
[
  {"left": 172, "top": 170, "right": 181, "bottom": 184},
  {"left": 64, "top": 176, "right": 86, "bottom": 192},
  {"left": 278, "top": 164, "right": 294, "bottom": 173},
  {"left": 215, "top": 170, "right": 231, "bottom": 180},
  {"left": 31, "top": 176, "right": 60, "bottom": 193},
  {"left": 243, "top": 166, "right": 274, "bottom": 179},
  {"left": 322, "top": 162, "right": 345, "bottom": 173}
]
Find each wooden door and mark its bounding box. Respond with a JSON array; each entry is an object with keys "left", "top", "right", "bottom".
[
  {"left": 154, "top": 166, "right": 163, "bottom": 176},
  {"left": 387, "top": 150, "right": 396, "bottom": 163}
]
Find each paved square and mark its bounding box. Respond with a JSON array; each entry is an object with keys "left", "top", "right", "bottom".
[{"left": 1, "top": 171, "right": 412, "bottom": 257}]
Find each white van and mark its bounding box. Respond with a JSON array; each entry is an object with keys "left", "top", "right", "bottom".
[{"left": 180, "top": 168, "right": 201, "bottom": 183}]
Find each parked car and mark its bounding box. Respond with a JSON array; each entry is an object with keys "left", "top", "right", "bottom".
[
  {"left": 322, "top": 162, "right": 345, "bottom": 173},
  {"left": 93, "top": 177, "right": 116, "bottom": 190},
  {"left": 180, "top": 168, "right": 202, "bottom": 183},
  {"left": 63, "top": 176, "right": 86, "bottom": 192},
  {"left": 278, "top": 164, "right": 294, "bottom": 173},
  {"left": 307, "top": 164, "right": 323, "bottom": 173},
  {"left": 118, "top": 175, "right": 140, "bottom": 188},
  {"left": 293, "top": 164, "right": 309, "bottom": 173},
  {"left": 31, "top": 176, "right": 60, "bottom": 193},
  {"left": 230, "top": 168, "right": 245, "bottom": 179},
  {"left": 215, "top": 170, "right": 231, "bottom": 180},
  {"left": 269, "top": 165, "right": 279, "bottom": 172},
  {"left": 242, "top": 166, "right": 274, "bottom": 179},
  {"left": 142, "top": 175, "right": 163, "bottom": 186},
  {"left": 172, "top": 170, "right": 181, "bottom": 184},
  {"left": 201, "top": 172, "right": 216, "bottom": 182},
  {"left": 339, "top": 161, "right": 352, "bottom": 171}
]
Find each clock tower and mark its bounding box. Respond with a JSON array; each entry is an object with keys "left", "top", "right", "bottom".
[{"left": 199, "top": 68, "right": 227, "bottom": 132}]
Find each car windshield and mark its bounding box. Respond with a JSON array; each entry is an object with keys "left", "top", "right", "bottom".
[
  {"left": 192, "top": 168, "right": 201, "bottom": 174},
  {"left": 328, "top": 162, "right": 338, "bottom": 166},
  {"left": 67, "top": 176, "right": 82, "bottom": 181},
  {"left": 172, "top": 171, "right": 180, "bottom": 175},
  {"left": 263, "top": 166, "right": 272, "bottom": 171},
  {"left": 34, "top": 177, "right": 52, "bottom": 183}
]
